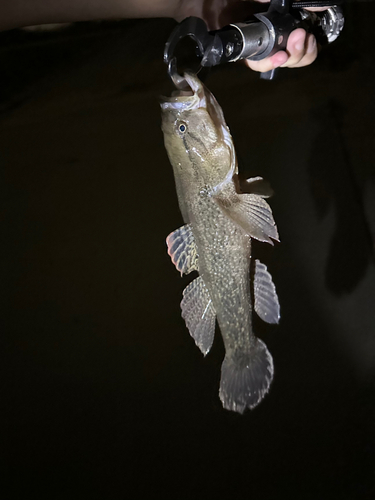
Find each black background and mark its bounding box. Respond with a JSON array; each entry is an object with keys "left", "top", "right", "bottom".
[{"left": 1, "top": 2, "right": 374, "bottom": 498}]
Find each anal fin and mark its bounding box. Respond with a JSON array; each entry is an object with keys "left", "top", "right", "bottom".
[
  {"left": 254, "top": 259, "right": 280, "bottom": 324},
  {"left": 166, "top": 224, "right": 198, "bottom": 275},
  {"left": 181, "top": 276, "right": 216, "bottom": 356}
]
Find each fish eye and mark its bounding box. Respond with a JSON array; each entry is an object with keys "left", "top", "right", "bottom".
[{"left": 177, "top": 122, "right": 187, "bottom": 134}]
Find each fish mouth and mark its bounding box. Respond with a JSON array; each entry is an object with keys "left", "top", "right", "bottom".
[
  {"left": 160, "top": 72, "right": 237, "bottom": 179},
  {"left": 160, "top": 72, "right": 225, "bottom": 135},
  {"left": 160, "top": 72, "right": 206, "bottom": 112}
]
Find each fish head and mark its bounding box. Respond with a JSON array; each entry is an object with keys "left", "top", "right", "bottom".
[{"left": 160, "top": 73, "right": 236, "bottom": 191}]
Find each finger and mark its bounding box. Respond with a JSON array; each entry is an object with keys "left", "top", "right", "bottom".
[
  {"left": 290, "top": 34, "right": 318, "bottom": 68},
  {"left": 280, "top": 28, "right": 307, "bottom": 67},
  {"left": 245, "top": 27, "right": 307, "bottom": 72},
  {"left": 305, "top": 6, "right": 329, "bottom": 11},
  {"left": 244, "top": 50, "right": 289, "bottom": 73}
]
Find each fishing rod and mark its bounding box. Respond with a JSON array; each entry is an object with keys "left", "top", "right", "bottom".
[{"left": 164, "top": 0, "right": 344, "bottom": 86}]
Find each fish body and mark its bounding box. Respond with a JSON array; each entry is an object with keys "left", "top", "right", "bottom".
[{"left": 161, "top": 74, "right": 280, "bottom": 413}]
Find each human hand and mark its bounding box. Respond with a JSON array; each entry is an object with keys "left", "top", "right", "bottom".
[
  {"left": 173, "top": 0, "right": 328, "bottom": 72},
  {"left": 245, "top": 28, "right": 318, "bottom": 72}
]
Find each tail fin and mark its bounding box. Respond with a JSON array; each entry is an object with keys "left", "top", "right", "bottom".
[{"left": 219, "top": 339, "right": 274, "bottom": 414}]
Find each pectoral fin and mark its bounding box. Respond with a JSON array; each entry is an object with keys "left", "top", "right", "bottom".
[
  {"left": 233, "top": 174, "right": 274, "bottom": 198},
  {"left": 253, "top": 260, "right": 280, "bottom": 324},
  {"left": 215, "top": 192, "right": 279, "bottom": 244},
  {"left": 181, "top": 276, "right": 216, "bottom": 356},
  {"left": 166, "top": 224, "right": 198, "bottom": 275}
]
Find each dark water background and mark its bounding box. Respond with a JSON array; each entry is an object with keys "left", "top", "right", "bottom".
[{"left": 1, "top": 2, "right": 374, "bottom": 498}]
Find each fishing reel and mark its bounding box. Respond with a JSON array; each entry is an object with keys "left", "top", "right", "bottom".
[{"left": 164, "top": 0, "right": 344, "bottom": 86}]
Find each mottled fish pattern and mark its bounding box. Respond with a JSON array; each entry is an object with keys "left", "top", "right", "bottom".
[{"left": 161, "top": 74, "right": 280, "bottom": 413}]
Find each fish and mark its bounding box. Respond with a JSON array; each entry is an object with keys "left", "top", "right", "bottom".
[{"left": 160, "top": 73, "right": 280, "bottom": 414}]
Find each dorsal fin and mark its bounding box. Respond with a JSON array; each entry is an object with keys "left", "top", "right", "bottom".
[
  {"left": 253, "top": 260, "right": 280, "bottom": 324},
  {"left": 233, "top": 174, "right": 274, "bottom": 198}
]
